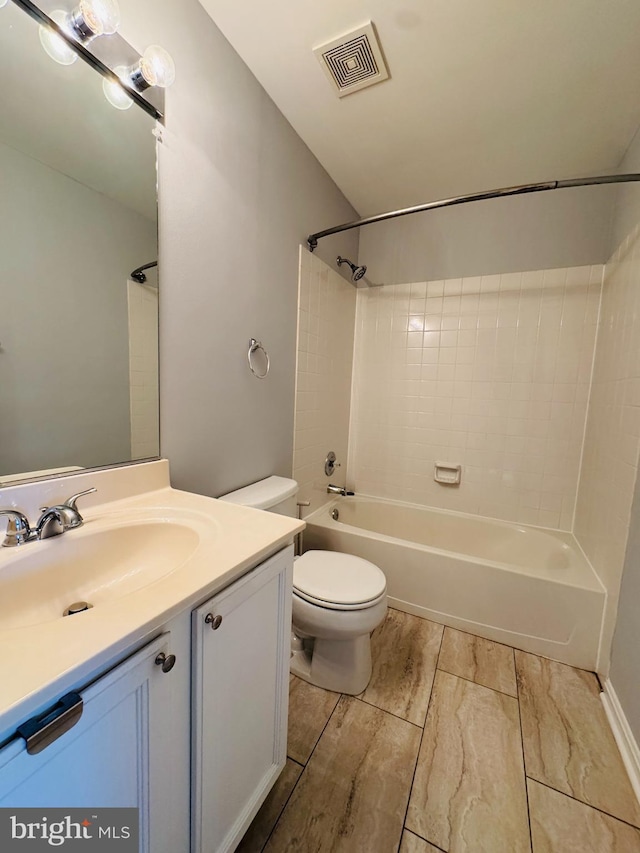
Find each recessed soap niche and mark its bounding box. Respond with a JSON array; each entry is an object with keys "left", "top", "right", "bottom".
[{"left": 434, "top": 463, "right": 462, "bottom": 486}]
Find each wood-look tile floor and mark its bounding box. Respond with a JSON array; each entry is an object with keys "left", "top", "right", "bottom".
[{"left": 238, "top": 609, "right": 640, "bottom": 853}]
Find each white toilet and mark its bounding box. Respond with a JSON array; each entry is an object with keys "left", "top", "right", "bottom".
[{"left": 219, "top": 476, "right": 387, "bottom": 694}]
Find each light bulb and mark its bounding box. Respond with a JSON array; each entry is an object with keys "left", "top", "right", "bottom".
[
  {"left": 39, "top": 10, "right": 78, "bottom": 66},
  {"left": 0, "top": 1, "right": 9, "bottom": 8},
  {"left": 68, "top": 0, "right": 120, "bottom": 41},
  {"left": 103, "top": 67, "right": 133, "bottom": 110},
  {"left": 130, "top": 45, "right": 175, "bottom": 91}
]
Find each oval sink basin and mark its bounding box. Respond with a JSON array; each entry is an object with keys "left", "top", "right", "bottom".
[{"left": 0, "top": 520, "right": 200, "bottom": 630}]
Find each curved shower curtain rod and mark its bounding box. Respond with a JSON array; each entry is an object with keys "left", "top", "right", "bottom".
[{"left": 307, "top": 172, "right": 640, "bottom": 252}]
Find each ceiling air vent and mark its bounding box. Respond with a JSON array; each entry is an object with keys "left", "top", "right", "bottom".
[{"left": 314, "top": 22, "right": 389, "bottom": 98}]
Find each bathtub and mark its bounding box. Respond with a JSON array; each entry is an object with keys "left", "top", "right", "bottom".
[{"left": 303, "top": 496, "right": 605, "bottom": 669}]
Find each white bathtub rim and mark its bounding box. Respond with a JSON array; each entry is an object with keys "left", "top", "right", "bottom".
[
  {"left": 306, "top": 492, "right": 575, "bottom": 538},
  {"left": 306, "top": 495, "right": 604, "bottom": 594}
]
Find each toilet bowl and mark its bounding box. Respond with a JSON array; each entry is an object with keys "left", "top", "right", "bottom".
[
  {"left": 290, "top": 550, "right": 387, "bottom": 694},
  {"left": 219, "top": 476, "right": 388, "bottom": 695}
]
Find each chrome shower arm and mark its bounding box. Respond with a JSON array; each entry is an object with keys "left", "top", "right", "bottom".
[{"left": 130, "top": 261, "right": 158, "bottom": 283}]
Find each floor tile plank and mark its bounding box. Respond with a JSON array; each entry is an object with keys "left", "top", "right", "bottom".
[
  {"left": 516, "top": 651, "right": 640, "bottom": 827},
  {"left": 287, "top": 675, "right": 340, "bottom": 765},
  {"left": 407, "top": 670, "right": 531, "bottom": 853},
  {"left": 438, "top": 627, "right": 517, "bottom": 696},
  {"left": 266, "top": 696, "right": 421, "bottom": 852},
  {"left": 528, "top": 778, "right": 640, "bottom": 852},
  {"left": 236, "top": 759, "right": 303, "bottom": 853},
  {"left": 360, "top": 609, "right": 443, "bottom": 725}
]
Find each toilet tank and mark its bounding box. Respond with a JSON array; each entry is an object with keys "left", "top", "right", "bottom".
[{"left": 218, "top": 476, "right": 299, "bottom": 517}]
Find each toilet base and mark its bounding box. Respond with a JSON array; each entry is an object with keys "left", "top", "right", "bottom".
[{"left": 290, "top": 634, "right": 372, "bottom": 695}]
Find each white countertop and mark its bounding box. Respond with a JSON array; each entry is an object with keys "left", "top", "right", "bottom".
[{"left": 0, "top": 462, "right": 303, "bottom": 742}]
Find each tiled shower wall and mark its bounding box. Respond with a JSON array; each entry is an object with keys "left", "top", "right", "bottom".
[
  {"left": 575, "top": 224, "right": 640, "bottom": 665},
  {"left": 293, "top": 249, "right": 356, "bottom": 513},
  {"left": 348, "top": 265, "right": 603, "bottom": 529}
]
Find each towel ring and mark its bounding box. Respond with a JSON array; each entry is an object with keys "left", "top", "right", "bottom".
[{"left": 248, "top": 338, "right": 270, "bottom": 379}]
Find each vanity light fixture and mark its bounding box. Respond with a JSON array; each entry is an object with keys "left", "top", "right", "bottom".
[
  {"left": 127, "top": 45, "right": 176, "bottom": 91},
  {"left": 102, "top": 45, "right": 175, "bottom": 108},
  {"left": 21, "top": 0, "right": 171, "bottom": 116},
  {"left": 67, "top": 0, "right": 120, "bottom": 42},
  {"left": 39, "top": 0, "right": 120, "bottom": 66}
]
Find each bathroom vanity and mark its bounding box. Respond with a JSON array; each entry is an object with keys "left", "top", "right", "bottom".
[{"left": 0, "top": 461, "right": 302, "bottom": 853}]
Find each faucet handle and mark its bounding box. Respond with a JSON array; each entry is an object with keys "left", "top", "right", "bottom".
[
  {"left": 0, "top": 510, "right": 32, "bottom": 547},
  {"left": 63, "top": 487, "right": 97, "bottom": 512},
  {"left": 57, "top": 487, "right": 97, "bottom": 531},
  {"left": 37, "top": 487, "right": 97, "bottom": 536}
]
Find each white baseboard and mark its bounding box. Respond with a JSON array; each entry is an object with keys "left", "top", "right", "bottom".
[{"left": 601, "top": 678, "right": 640, "bottom": 805}]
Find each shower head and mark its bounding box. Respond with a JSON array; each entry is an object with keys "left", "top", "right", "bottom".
[{"left": 337, "top": 256, "right": 367, "bottom": 282}]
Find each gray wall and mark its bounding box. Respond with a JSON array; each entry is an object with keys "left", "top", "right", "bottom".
[
  {"left": 0, "top": 140, "right": 156, "bottom": 476},
  {"left": 119, "top": 0, "right": 358, "bottom": 498},
  {"left": 607, "top": 127, "right": 640, "bottom": 735},
  {"left": 358, "top": 183, "right": 616, "bottom": 284}
]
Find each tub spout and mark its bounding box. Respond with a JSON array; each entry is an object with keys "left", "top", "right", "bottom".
[{"left": 327, "top": 484, "right": 355, "bottom": 496}]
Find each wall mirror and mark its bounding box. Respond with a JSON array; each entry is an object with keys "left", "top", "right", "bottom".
[{"left": 0, "top": 0, "right": 159, "bottom": 486}]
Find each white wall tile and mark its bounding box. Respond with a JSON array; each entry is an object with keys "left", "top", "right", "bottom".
[
  {"left": 575, "top": 224, "right": 640, "bottom": 668},
  {"left": 293, "top": 250, "right": 357, "bottom": 514},
  {"left": 349, "top": 265, "right": 602, "bottom": 528}
]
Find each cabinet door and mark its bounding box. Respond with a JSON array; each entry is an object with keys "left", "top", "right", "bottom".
[
  {"left": 0, "top": 630, "right": 190, "bottom": 853},
  {"left": 192, "top": 546, "right": 293, "bottom": 853}
]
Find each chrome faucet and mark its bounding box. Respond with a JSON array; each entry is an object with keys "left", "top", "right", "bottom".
[
  {"left": 0, "top": 487, "right": 97, "bottom": 547},
  {"left": 326, "top": 484, "right": 355, "bottom": 497}
]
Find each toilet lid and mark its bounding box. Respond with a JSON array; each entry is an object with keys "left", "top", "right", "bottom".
[{"left": 293, "top": 550, "right": 387, "bottom": 608}]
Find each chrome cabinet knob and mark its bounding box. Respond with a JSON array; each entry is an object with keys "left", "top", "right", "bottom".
[
  {"left": 205, "top": 613, "right": 223, "bottom": 630},
  {"left": 155, "top": 652, "right": 176, "bottom": 673}
]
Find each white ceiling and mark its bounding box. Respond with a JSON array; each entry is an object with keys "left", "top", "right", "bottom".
[{"left": 199, "top": 0, "right": 640, "bottom": 216}]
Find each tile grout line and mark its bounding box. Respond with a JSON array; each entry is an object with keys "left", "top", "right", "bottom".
[
  {"left": 286, "top": 686, "right": 341, "bottom": 768},
  {"left": 355, "top": 695, "right": 424, "bottom": 729},
  {"left": 419, "top": 614, "right": 597, "bottom": 678},
  {"left": 436, "top": 664, "right": 518, "bottom": 699},
  {"left": 527, "top": 776, "right": 640, "bottom": 833},
  {"left": 268, "top": 686, "right": 342, "bottom": 850},
  {"left": 396, "top": 625, "right": 446, "bottom": 853},
  {"left": 258, "top": 764, "right": 304, "bottom": 853},
  {"left": 436, "top": 621, "right": 515, "bottom": 652},
  {"left": 266, "top": 693, "right": 342, "bottom": 852},
  {"left": 514, "top": 649, "right": 535, "bottom": 853},
  {"left": 406, "top": 829, "right": 448, "bottom": 852},
  {"left": 302, "top": 691, "right": 342, "bottom": 764}
]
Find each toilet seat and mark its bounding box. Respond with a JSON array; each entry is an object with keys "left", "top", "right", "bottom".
[{"left": 293, "top": 550, "right": 387, "bottom": 611}]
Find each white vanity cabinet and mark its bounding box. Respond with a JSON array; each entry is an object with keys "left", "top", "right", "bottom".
[
  {"left": 0, "top": 543, "right": 293, "bottom": 853},
  {"left": 191, "top": 546, "right": 293, "bottom": 853},
  {"left": 0, "top": 624, "right": 192, "bottom": 853}
]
